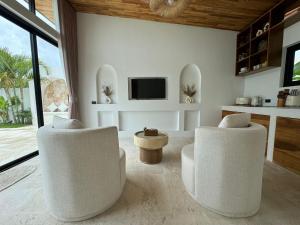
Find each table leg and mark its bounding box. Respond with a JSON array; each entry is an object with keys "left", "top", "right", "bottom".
[{"left": 140, "top": 148, "right": 162, "bottom": 164}]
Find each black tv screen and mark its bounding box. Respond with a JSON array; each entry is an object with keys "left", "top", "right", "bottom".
[{"left": 130, "top": 78, "right": 166, "bottom": 99}]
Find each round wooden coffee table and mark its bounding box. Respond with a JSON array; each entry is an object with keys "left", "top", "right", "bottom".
[{"left": 134, "top": 131, "right": 168, "bottom": 164}]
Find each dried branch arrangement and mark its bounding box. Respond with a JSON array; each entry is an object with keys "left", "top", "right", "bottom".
[
  {"left": 182, "top": 84, "right": 196, "bottom": 97},
  {"left": 102, "top": 86, "right": 113, "bottom": 97}
]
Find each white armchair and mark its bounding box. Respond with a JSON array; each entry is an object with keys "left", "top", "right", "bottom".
[
  {"left": 181, "top": 123, "right": 267, "bottom": 217},
  {"left": 37, "top": 126, "right": 126, "bottom": 221}
]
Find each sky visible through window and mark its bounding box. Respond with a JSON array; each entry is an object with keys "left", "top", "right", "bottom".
[
  {"left": 0, "top": 16, "right": 64, "bottom": 79},
  {"left": 295, "top": 50, "right": 300, "bottom": 64}
]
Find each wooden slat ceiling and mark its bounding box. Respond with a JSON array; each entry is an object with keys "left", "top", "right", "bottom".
[
  {"left": 67, "top": 0, "right": 281, "bottom": 31},
  {"left": 35, "top": 0, "right": 55, "bottom": 22}
]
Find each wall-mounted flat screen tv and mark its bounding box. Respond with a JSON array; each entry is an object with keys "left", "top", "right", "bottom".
[
  {"left": 284, "top": 42, "right": 300, "bottom": 87},
  {"left": 129, "top": 77, "right": 167, "bottom": 100}
]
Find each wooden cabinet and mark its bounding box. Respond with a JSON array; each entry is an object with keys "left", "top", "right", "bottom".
[
  {"left": 222, "top": 110, "right": 300, "bottom": 174},
  {"left": 273, "top": 117, "right": 300, "bottom": 175},
  {"left": 222, "top": 111, "right": 270, "bottom": 129},
  {"left": 235, "top": 0, "right": 300, "bottom": 76}
]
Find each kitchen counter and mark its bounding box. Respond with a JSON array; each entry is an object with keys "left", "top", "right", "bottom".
[
  {"left": 222, "top": 106, "right": 300, "bottom": 119},
  {"left": 222, "top": 105, "right": 300, "bottom": 163}
]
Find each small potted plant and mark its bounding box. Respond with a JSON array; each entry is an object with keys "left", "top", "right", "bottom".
[
  {"left": 182, "top": 84, "right": 196, "bottom": 103},
  {"left": 102, "top": 85, "right": 113, "bottom": 104}
]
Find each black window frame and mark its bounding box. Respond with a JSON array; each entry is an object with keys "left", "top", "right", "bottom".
[
  {"left": 283, "top": 42, "right": 300, "bottom": 87},
  {"left": 0, "top": 0, "right": 58, "bottom": 172}
]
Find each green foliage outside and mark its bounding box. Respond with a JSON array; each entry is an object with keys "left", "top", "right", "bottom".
[
  {"left": 0, "top": 47, "right": 47, "bottom": 125},
  {"left": 0, "top": 123, "right": 27, "bottom": 128},
  {"left": 293, "top": 61, "right": 300, "bottom": 81}
]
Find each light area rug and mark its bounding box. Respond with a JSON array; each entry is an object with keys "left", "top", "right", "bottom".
[{"left": 0, "top": 165, "right": 36, "bottom": 192}]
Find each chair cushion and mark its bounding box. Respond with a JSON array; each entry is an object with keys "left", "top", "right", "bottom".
[
  {"left": 181, "top": 144, "right": 195, "bottom": 195},
  {"left": 52, "top": 116, "right": 83, "bottom": 129},
  {"left": 218, "top": 113, "right": 251, "bottom": 128}
]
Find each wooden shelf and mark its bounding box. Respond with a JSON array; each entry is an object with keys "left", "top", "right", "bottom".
[
  {"left": 238, "top": 66, "right": 276, "bottom": 76},
  {"left": 234, "top": 0, "right": 300, "bottom": 76},
  {"left": 251, "top": 30, "right": 269, "bottom": 42},
  {"left": 270, "top": 13, "right": 300, "bottom": 30},
  {"left": 284, "top": 12, "right": 300, "bottom": 27},
  {"left": 251, "top": 48, "right": 267, "bottom": 57},
  {"left": 236, "top": 56, "right": 249, "bottom": 63},
  {"left": 237, "top": 41, "right": 250, "bottom": 50}
]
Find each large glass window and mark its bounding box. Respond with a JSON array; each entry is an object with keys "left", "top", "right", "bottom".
[
  {"left": 35, "top": 0, "right": 56, "bottom": 29},
  {"left": 0, "top": 16, "right": 38, "bottom": 167},
  {"left": 15, "top": 0, "right": 30, "bottom": 10},
  {"left": 13, "top": 0, "right": 57, "bottom": 29},
  {"left": 37, "top": 37, "right": 68, "bottom": 125},
  {"left": 0, "top": 1, "right": 67, "bottom": 171}
]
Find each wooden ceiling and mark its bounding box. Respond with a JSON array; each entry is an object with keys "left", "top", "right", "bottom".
[
  {"left": 67, "top": 0, "right": 282, "bottom": 31},
  {"left": 35, "top": 0, "right": 55, "bottom": 22}
]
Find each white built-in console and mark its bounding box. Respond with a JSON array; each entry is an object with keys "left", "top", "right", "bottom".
[{"left": 93, "top": 64, "right": 201, "bottom": 136}]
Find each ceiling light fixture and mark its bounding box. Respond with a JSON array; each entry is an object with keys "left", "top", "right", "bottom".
[{"left": 149, "top": 0, "right": 190, "bottom": 18}]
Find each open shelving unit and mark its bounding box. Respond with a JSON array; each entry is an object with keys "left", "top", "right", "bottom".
[{"left": 235, "top": 0, "right": 300, "bottom": 76}]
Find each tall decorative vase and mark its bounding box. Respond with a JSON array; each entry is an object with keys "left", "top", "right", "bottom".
[{"left": 105, "top": 96, "right": 112, "bottom": 104}]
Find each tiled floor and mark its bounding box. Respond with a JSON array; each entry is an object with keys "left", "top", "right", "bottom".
[
  {"left": 0, "top": 137, "right": 300, "bottom": 225},
  {"left": 0, "top": 126, "right": 37, "bottom": 166}
]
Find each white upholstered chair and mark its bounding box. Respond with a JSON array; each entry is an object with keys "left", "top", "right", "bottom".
[
  {"left": 181, "top": 123, "right": 267, "bottom": 217},
  {"left": 37, "top": 126, "right": 126, "bottom": 221}
]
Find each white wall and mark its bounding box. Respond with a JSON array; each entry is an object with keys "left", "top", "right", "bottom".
[
  {"left": 243, "top": 22, "right": 300, "bottom": 106},
  {"left": 77, "top": 14, "right": 243, "bottom": 128}
]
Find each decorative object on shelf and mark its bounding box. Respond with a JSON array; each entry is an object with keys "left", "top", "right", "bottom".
[
  {"left": 239, "top": 67, "right": 248, "bottom": 74},
  {"left": 262, "top": 61, "right": 268, "bottom": 68},
  {"left": 256, "top": 29, "right": 263, "bottom": 37},
  {"left": 285, "top": 89, "right": 300, "bottom": 107},
  {"left": 149, "top": 0, "right": 190, "bottom": 18},
  {"left": 143, "top": 127, "right": 158, "bottom": 136},
  {"left": 277, "top": 89, "right": 290, "bottom": 107},
  {"left": 258, "top": 40, "right": 267, "bottom": 52},
  {"left": 253, "top": 64, "right": 261, "bottom": 70},
  {"left": 251, "top": 96, "right": 263, "bottom": 107},
  {"left": 235, "top": 97, "right": 251, "bottom": 106},
  {"left": 182, "top": 84, "right": 196, "bottom": 103},
  {"left": 263, "top": 22, "right": 270, "bottom": 32},
  {"left": 102, "top": 85, "right": 113, "bottom": 104}
]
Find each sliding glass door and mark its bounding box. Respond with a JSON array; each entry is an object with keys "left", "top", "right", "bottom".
[
  {"left": 0, "top": 1, "right": 69, "bottom": 171},
  {"left": 0, "top": 15, "right": 38, "bottom": 167},
  {"left": 37, "top": 37, "right": 68, "bottom": 125}
]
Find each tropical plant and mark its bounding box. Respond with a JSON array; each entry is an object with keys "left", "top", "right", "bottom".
[
  {"left": 0, "top": 96, "right": 9, "bottom": 123},
  {"left": 293, "top": 61, "right": 300, "bottom": 81},
  {"left": 0, "top": 47, "right": 49, "bottom": 124},
  {"left": 0, "top": 48, "right": 17, "bottom": 122},
  {"left": 10, "top": 95, "right": 22, "bottom": 123}
]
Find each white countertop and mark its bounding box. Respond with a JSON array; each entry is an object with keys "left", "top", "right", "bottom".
[{"left": 222, "top": 106, "right": 300, "bottom": 119}]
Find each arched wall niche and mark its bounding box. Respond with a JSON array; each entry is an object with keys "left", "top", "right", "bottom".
[
  {"left": 96, "top": 64, "right": 118, "bottom": 104},
  {"left": 179, "top": 64, "right": 201, "bottom": 103}
]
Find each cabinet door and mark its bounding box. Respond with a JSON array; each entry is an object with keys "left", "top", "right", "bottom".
[{"left": 274, "top": 117, "right": 300, "bottom": 175}]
